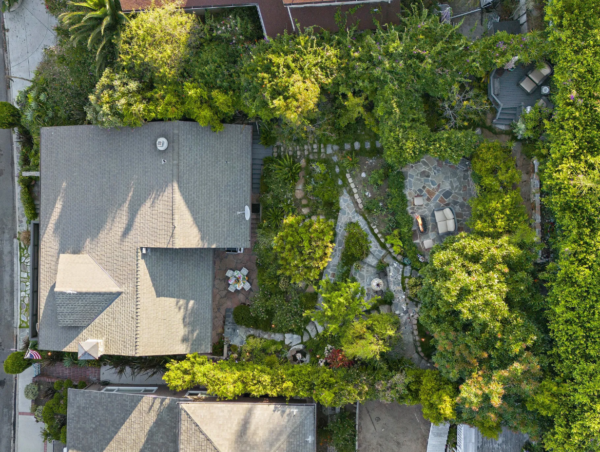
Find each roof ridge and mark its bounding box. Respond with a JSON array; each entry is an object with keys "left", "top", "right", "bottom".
[{"left": 134, "top": 248, "right": 142, "bottom": 356}]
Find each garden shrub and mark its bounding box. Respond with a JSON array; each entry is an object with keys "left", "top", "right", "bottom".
[
  {"left": 44, "top": 0, "right": 69, "bottom": 16},
  {"left": 340, "top": 313, "right": 399, "bottom": 361},
  {"left": 236, "top": 336, "right": 287, "bottom": 365},
  {"left": 272, "top": 155, "right": 301, "bottom": 186},
  {"left": 339, "top": 222, "right": 370, "bottom": 280},
  {"left": 309, "top": 280, "right": 374, "bottom": 336},
  {"left": 19, "top": 230, "right": 31, "bottom": 247},
  {"left": 0, "top": 101, "right": 21, "bottom": 128},
  {"left": 406, "top": 277, "right": 422, "bottom": 299},
  {"left": 232, "top": 304, "right": 272, "bottom": 331},
  {"left": 19, "top": 176, "right": 38, "bottom": 222},
  {"left": 469, "top": 142, "right": 531, "bottom": 239},
  {"left": 386, "top": 174, "right": 421, "bottom": 267},
  {"left": 273, "top": 216, "right": 335, "bottom": 284},
  {"left": 326, "top": 411, "right": 356, "bottom": 452},
  {"left": 3, "top": 351, "right": 32, "bottom": 374},
  {"left": 513, "top": 104, "right": 551, "bottom": 141},
  {"left": 34, "top": 406, "right": 44, "bottom": 422},
  {"left": 419, "top": 370, "right": 458, "bottom": 425},
  {"left": 305, "top": 160, "right": 341, "bottom": 218},
  {"left": 24, "top": 383, "right": 39, "bottom": 400}
]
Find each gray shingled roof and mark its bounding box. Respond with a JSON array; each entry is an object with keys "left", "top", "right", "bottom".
[
  {"left": 39, "top": 122, "right": 252, "bottom": 356},
  {"left": 179, "top": 402, "right": 317, "bottom": 452},
  {"left": 67, "top": 390, "right": 317, "bottom": 452}
]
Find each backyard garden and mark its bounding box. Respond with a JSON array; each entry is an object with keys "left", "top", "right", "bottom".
[{"left": 1, "top": 0, "right": 598, "bottom": 450}]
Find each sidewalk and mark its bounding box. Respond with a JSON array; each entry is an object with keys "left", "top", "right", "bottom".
[
  {"left": 4, "top": 0, "right": 57, "bottom": 104},
  {"left": 16, "top": 365, "right": 46, "bottom": 452},
  {"left": 4, "top": 1, "right": 57, "bottom": 451}
]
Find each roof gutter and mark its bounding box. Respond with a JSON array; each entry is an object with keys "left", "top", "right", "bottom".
[{"left": 285, "top": 0, "right": 389, "bottom": 7}]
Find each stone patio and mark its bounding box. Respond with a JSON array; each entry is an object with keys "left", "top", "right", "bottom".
[
  {"left": 212, "top": 248, "right": 257, "bottom": 344},
  {"left": 403, "top": 156, "right": 476, "bottom": 254}
]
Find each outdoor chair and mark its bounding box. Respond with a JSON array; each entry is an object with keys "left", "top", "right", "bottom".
[
  {"left": 527, "top": 62, "right": 552, "bottom": 86},
  {"left": 422, "top": 239, "right": 434, "bottom": 250},
  {"left": 243, "top": 282, "right": 251, "bottom": 291},
  {"left": 228, "top": 285, "right": 236, "bottom": 293},
  {"left": 518, "top": 75, "right": 538, "bottom": 94},
  {"left": 226, "top": 270, "right": 234, "bottom": 277},
  {"left": 240, "top": 267, "right": 249, "bottom": 276},
  {"left": 434, "top": 208, "right": 456, "bottom": 234}
]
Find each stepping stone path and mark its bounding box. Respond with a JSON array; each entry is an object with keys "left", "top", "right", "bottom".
[{"left": 224, "top": 308, "right": 324, "bottom": 348}]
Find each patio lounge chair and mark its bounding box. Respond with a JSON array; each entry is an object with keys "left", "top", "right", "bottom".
[
  {"left": 434, "top": 208, "right": 456, "bottom": 234},
  {"left": 518, "top": 75, "right": 538, "bottom": 94},
  {"left": 226, "top": 270, "right": 234, "bottom": 277},
  {"left": 527, "top": 62, "right": 552, "bottom": 86},
  {"left": 243, "top": 282, "right": 251, "bottom": 291},
  {"left": 228, "top": 285, "right": 236, "bottom": 293},
  {"left": 241, "top": 267, "right": 249, "bottom": 276}
]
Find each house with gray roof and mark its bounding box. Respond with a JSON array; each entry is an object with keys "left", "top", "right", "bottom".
[
  {"left": 38, "top": 122, "right": 252, "bottom": 357},
  {"left": 66, "top": 389, "right": 316, "bottom": 452}
]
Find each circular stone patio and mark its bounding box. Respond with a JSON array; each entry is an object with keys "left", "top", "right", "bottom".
[{"left": 403, "top": 156, "right": 477, "bottom": 253}]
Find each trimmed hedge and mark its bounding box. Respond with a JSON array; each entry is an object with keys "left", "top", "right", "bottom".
[
  {"left": 3, "top": 351, "right": 32, "bottom": 374},
  {"left": 542, "top": 1, "right": 600, "bottom": 450},
  {"left": 19, "top": 176, "right": 38, "bottom": 221}
]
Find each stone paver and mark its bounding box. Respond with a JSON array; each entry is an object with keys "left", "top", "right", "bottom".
[
  {"left": 212, "top": 249, "right": 257, "bottom": 343},
  {"left": 403, "top": 156, "right": 476, "bottom": 253}
]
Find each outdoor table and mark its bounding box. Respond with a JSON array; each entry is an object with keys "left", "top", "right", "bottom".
[{"left": 228, "top": 270, "right": 248, "bottom": 291}]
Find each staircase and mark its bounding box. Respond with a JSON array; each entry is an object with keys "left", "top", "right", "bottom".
[{"left": 492, "top": 106, "right": 518, "bottom": 128}]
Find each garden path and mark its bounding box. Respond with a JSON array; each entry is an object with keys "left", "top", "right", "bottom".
[{"left": 323, "top": 190, "right": 431, "bottom": 369}]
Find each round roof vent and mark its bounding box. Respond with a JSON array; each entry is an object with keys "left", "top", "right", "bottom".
[{"left": 157, "top": 137, "right": 168, "bottom": 151}]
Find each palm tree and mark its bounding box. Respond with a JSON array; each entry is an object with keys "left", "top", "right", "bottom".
[{"left": 60, "top": 0, "right": 128, "bottom": 74}]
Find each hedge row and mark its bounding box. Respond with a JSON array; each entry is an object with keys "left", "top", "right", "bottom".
[{"left": 543, "top": 1, "right": 600, "bottom": 450}]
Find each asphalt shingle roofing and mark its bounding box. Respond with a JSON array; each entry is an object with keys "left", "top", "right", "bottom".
[
  {"left": 67, "top": 390, "right": 317, "bottom": 452},
  {"left": 39, "top": 122, "right": 252, "bottom": 356}
]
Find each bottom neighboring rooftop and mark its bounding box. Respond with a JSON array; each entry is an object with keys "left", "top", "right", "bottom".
[{"left": 66, "top": 389, "right": 317, "bottom": 452}]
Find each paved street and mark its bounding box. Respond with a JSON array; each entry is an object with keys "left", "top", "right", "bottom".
[{"left": 0, "top": 10, "right": 17, "bottom": 452}]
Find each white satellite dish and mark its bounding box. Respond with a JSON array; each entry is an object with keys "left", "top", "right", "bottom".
[{"left": 237, "top": 206, "right": 251, "bottom": 221}]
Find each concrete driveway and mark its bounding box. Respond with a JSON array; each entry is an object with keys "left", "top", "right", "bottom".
[{"left": 358, "top": 402, "right": 430, "bottom": 452}]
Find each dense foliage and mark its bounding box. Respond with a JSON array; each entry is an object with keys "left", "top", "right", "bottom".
[
  {"left": 541, "top": 0, "right": 600, "bottom": 449},
  {"left": 339, "top": 222, "right": 370, "bottom": 279},
  {"left": 3, "top": 351, "right": 32, "bottom": 374},
  {"left": 41, "top": 379, "right": 87, "bottom": 443},
  {"left": 420, "top": 234, "right": 546, "bottom": 437},
  {"left": 0, "top": 101, "right": 21, "bottom": 128},
  {"left": 59, "top": 0, "right": 128, "bottom": 74},
  {"left": 469, "top": 142, "right": 532, "bottom": 239},
  {"left": 273, "top": 216, "right": 335, "bottom": 284}
]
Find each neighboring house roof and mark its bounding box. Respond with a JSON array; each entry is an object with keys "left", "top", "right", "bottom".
[
  {"left": 39, "top": 122, "right": 252, "bottom": 356},
  {"left": 459, "top": 425, "right": 528, "bottom": 452},
  {"left": 120, "top": 0, "right": 402, "bottom": 37},
  {"left": 67, "top": 390, "right": 317, "bottom": 452}
]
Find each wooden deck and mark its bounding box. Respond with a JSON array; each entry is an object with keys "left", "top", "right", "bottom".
[
  {"left": 490, "top": 64, "right": 546, "bottom": 127},
  {"left": 494, "top": 64, "right": 544, "bottom": 108}
]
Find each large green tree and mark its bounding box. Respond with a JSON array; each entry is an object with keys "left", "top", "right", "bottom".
[{"left": 419, "top": 234, "right": 544, "bottom": 438}]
